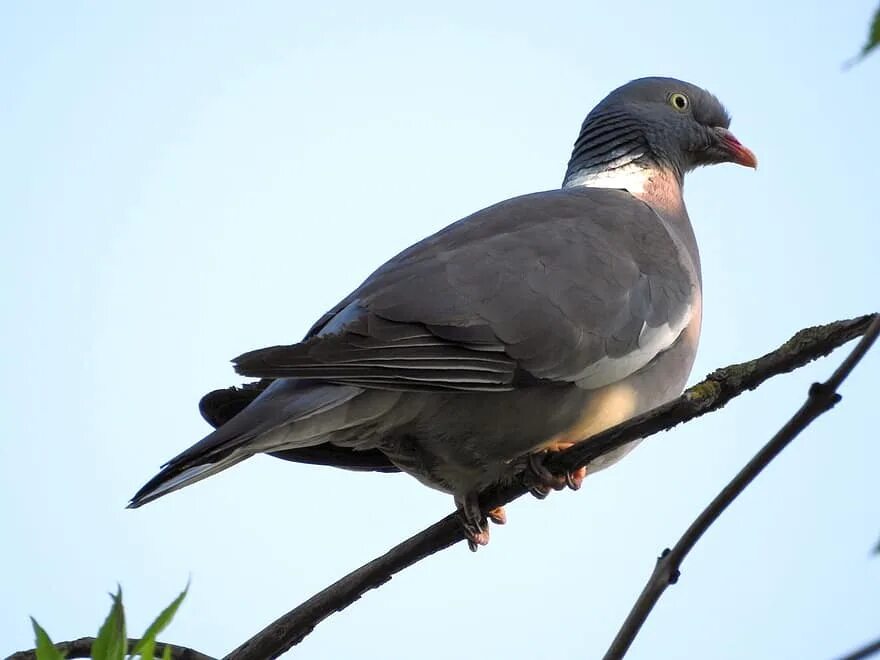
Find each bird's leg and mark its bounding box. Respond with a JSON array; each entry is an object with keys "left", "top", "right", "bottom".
[
  {"left": 456, "top": 494, "right": 506, "bottom": 551},
  {"left": 524, "top": 453, "right": 564, "bottom": 499},
  {"left": 524, "top": 443, "right": 587, "bottom": 499},
  {"left": 456, "top": 492, "right": 490, "bottom": 551}
]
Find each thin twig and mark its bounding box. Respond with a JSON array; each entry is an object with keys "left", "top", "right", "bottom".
[
  {"left": 219, "top": 314, "right": 876, "bottom": 660},
  {"left": 835, "top": 635, "right": 880, "bottom": 660},
  {"left": 223, "top": 516, "right": 462, "bottom": 660},
  {"left": 5, "top": 636, "right": 216, "bottom": 660},
  {"left": 603, "top": 314, "right": 880, "bottom": 660}
]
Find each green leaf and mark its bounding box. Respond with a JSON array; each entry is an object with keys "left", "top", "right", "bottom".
[
  {"left": 849, "top": 3, "right": 880, "bottom": 66},
  {"left": 138, "top": 636, "right": 156, "bottom": 660},
  {"left": 863, "top": 4, "right": 880, "bottom": 56},
  {"left": 132, "top": 584, "right": 188, "bottom": 660},
  {"left": 30, "top": 618, "right": 66, "bottom": 660},
  {"left": 161, "top": 644, "right": 173, "bottom": 660},
  {"left": 91, "top": 587, "right": 127, "bottom": 660}
]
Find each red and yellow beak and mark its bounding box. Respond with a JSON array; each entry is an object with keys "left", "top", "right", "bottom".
[{"left": 715, "top": 127, "right": 758, "bottom": 169}]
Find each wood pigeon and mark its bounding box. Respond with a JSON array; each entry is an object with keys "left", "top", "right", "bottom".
[{"left": 130, "top": 77, "right": 756, "bottom": 548}]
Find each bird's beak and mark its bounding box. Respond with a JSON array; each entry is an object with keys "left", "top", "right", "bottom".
[{"left": 714, "top": 127, "right": 758, "bottom": 169}]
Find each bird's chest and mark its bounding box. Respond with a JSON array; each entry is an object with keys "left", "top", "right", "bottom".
[{"left": 538, "top": 382, "right": 640, "bottom": 452}]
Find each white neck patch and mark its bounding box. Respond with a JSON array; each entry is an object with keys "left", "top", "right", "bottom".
[{"left": 562, "top": 162, "right": 655, "bottom": 195}]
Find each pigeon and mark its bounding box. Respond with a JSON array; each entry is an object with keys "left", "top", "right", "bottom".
[{"left": 130, "top": 77, "right": 756, "bottom": 548}]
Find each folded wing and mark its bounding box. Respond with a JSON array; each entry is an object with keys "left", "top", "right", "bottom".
[{"left": 233, "top": 187, "right": 697, "bottom": 392}]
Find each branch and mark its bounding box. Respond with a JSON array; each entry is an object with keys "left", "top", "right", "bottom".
[
  {"left": 835, "top": 635, "right": 880, "bottom": 660},
  {"left": 603, "top": 313, "right": 880, "bottom": 659},
  {"left": 6, "top": 636, "right": 216, "bottom": 660},
  {"left": 222, "top": 313, "right": 877, "bottom": 660},
  {"left": 224, "top": 516, "right": 463, "bottom": 660}
]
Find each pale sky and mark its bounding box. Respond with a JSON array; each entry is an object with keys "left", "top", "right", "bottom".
[{"left": 2, "top": 2, "right": 879, "bottom": 659}]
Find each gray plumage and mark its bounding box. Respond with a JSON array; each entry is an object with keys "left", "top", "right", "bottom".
[{"left": 130, "top": 77, "right": 755, "bottom": 545}]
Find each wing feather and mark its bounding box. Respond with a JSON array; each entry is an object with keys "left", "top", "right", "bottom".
[{"left": 233, "top": 187, "right": 698, "bottom": 392}]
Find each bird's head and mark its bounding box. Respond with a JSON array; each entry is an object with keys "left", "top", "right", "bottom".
[{"left": 564, "top": 77, "right": 756, "bottom": 190}]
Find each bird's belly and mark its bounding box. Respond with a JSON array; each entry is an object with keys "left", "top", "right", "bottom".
[
  {"left": 545, "top": 325, "right": 700, "bottom": 475},
  {"left": 539, "top": 382, "right": 638, "bottom": 451},
  {"left": 381, "top": 385, "right": 598, "bottom": 494},
  {"left": 381, "top": 322, "right": 700, "bottom": 494}
]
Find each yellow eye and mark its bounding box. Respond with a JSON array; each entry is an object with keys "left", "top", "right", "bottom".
[{"left": 669, "top": 93, "right": 690, "bottom": 111}]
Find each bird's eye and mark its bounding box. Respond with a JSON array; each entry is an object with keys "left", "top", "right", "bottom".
[{"left": 669, "top": 93, "right": 690, "bottom": 111}]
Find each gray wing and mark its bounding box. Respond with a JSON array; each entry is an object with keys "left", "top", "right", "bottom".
[{"left": 234, "top": 187, "right": 697, "bottom": 391}]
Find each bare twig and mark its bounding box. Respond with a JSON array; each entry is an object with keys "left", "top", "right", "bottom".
[
  {"left": 835, "top": 635, "right": 880, "bottom": 660},
  {"left": 220, "top": 314, "right": 876, "bottom": 660},
  {"left": 603, "top": 314, "right": 880, "bottom": 660},
  {"left": 9, "top": 316, "right": 874, "bottom": 660},
  {"left": 5, "top": 636, "right": 216, "bottom": 660},
  {"left": 223, "top": 516, "right": 463, "bottom": 660}
]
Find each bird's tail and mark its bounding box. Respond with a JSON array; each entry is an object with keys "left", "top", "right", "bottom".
[
  {"left": 127, "top": 380, "right": 366, "bottom": 508},
  {"left": 127, "top": 453, "right": 250, "bottom": 508}
]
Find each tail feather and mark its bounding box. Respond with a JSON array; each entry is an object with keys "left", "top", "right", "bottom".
[
  {"left": 127, "top": 453, "right": 249, "bottom": 508},
  {"left": 128, "top": 379, "right": 367, "bottom": 508}
]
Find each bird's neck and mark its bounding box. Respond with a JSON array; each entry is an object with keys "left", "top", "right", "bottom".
[
  {"left": 564, "top": 165, "right": 701, "bottom": 281},
  {"left": 562, "top": 162, "right": 653, "bottom": 194},
  {"left": 563, "top": 163, "right": 684, "bottom": 216}
]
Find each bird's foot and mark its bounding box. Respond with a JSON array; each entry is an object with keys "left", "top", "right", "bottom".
[
  {"left": 524, "top": 446, "right": 586, "bottom": 499},
  {"left": 456, "top": 495, "right": 506, "bottom": 551},
  {"left": 487, "top": 506, "right": 507, "bottom": 525}
]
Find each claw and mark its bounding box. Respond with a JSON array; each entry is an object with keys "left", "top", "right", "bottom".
[
  {"left": 464, "top": 526, "right": 490, "bottom": 551},
  {"left": 528, "top": 483, "right": 551, "bottom": 500},
  {"left": 565, "top": 466, "right": 587, "bottom": 491},
  {"left": 524, "top": 454, "right": 554, "bottom": 499},
  {"left": 524, "top": 451, "right": 586, "bottom": 495},
  {"left": 456, "top": 493, "right": 490, "bottom": 550}
]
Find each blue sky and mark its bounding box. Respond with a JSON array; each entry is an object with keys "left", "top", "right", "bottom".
[{"left": 2, "top": 2, "right": 878, "bottom": 659}]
